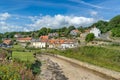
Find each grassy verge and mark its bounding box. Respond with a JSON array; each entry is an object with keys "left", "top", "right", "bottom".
[
  {"left": 45, "top": 46, "right": 120, "bottom": 72},
  {"left": 12, "top": 51, "right": 35, "bottom": 63}
]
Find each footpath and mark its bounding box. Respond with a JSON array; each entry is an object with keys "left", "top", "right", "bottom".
[{"left": 54, "top": 54, "right": 120, "bottom": 80}]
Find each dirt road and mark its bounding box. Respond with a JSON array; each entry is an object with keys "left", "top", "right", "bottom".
[{"left": 39, "top": 55, "right": 109, "bottom": 80}]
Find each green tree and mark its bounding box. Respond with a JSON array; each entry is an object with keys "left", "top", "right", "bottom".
[
  {"left": 85, "top": 33, "right": 95, "bottom": 42},
  {"left": 38, "top": 27, "right": 48, "bottom": 36},
  {"left": 111, "top": 27, "right": 120, "bottom": 37}
]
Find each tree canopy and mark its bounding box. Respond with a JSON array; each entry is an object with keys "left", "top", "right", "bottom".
[{"left": 85, "top": 33, "right": 95, "bottom": 42}]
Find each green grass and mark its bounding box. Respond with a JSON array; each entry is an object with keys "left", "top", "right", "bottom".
[
  {"left": 45, "top": 46, "right": 120, "bottom": 72},
  {"left": 12, "top": 51, "right": 35, "bottom": 63},
  {"left": 10, "top": 44, "right": 26, "bottom": 51}
]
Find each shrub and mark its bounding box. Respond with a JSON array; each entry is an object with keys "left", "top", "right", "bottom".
[{"left": 85, "top": 33, "right": 95, "bottom": 42}]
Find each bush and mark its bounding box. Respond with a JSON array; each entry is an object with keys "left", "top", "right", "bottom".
[
  {"left": 85, "top": 33, "right": 95, "bottom": 42},
  {"left": 31, "top": 60, "right": 41, "bottom": 75},
  {"left": 0, "top": 62, "right": 34, "bottom": 80}
]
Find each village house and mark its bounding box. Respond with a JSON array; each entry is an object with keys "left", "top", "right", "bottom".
[
  {"left": 61, "top": 39, "right": 78, "bottom": 49},
  {"left": 70, "top": 29, "right": 80, "bottom": 36},
  {"left": 90, "top": 27, "right": 101, "bottom": 38},
  {"left": 16, "top": 37, "right": 32, "bottom": 46},
  {"left": 48, "top": 39, "right": 78, "bottom": 49},
  {"left": 3, "top": 39, "right": 12, "bottom": 45},
  {"left": 48, "top": 33, "right": 58, "bottom": 38},
  {"left": 14, "top": 34, "right": 22, "bottom": 38},
  {"left": 40, "top": 35, "right": 49, "bottom": 40},
  {"left": 31, "top": 35, "right": 48, "bottom": 48},
  {"left": 17, "top": 37, "right": 32, "bottom": 43},
  {"left": 31, "top": 40, "right": 46, "bottom": 48}
]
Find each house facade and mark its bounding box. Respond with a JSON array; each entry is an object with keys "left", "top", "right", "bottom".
[
  {"left": 60, "top": 40, "right": 78, "bottom": 49},
  {"left": 90, "top": 27, "right": 101, "bottom": 38},
  {"left": 48, "top": 39, "right": 78, "bottom": 49},
  {"left": 3, "top": 39, "right": 12, "bottom": 45},
  {"left": 70, "top": 29, "right": 80, "bottom": 36},
  {"left": 31, "top": 41, "right": 46, "bottom": 48},
  {"left": 14, "top": 34, "right": 22, "bottom": 38}
]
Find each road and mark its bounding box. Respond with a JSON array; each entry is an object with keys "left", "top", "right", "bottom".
[{"left": 39, "top": 55, "right": 110, "bottom": 80}]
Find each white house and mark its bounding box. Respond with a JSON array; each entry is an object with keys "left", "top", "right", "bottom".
[
  {"left": 61, "top": 43, "right": 75, "bottom": 49},
  {"left": 31, "top": 41, "right": 46, "bottom": 48},
  {"left": 90, "top": 27, "right": 101, "bottom": 38}
]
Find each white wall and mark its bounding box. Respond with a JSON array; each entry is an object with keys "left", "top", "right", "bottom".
[
  {"left": 61, "top": 43, "right": 75, "bottom": 49},
  {"left": 32, "top": 42, "right": 46, "bottom": 48},
  {"left": 90, "top": 27, "right": 101, "bottom": 38}
]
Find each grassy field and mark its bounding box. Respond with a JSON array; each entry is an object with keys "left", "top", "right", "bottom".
[
  {"left": 12, "top": 51, "right": 35, "bottom": 63},
  {"left": 45, "top": 46, "right": 120, "bottom": 72},
  {"left": 11, "top": 44, "right": 41, "bottom": 63},
  {"left": 10, "top": 44, "right": 26, "bottom": 51}
]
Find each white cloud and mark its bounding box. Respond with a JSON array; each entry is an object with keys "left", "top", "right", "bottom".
[
  {"left": 0, "top": 12, "right": 11, "bottom": 20},
  {"left": 0, "top": 13, "right": 97, "bottom": 33},
  {"left": 90, "top": 11, "right": 98, "bottom": 16},
  {"left": 29, "top": 14, "right": 96, "bottom": 29}
]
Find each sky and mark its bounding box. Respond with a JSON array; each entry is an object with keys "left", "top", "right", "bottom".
[{"left": 0, "top": 0, "right": 120, "bottom": 33}]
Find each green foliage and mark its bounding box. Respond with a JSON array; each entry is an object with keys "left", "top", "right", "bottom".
[
  {"left": 4, "top": 32, "right": 17, "bottom": 38},
  {"left": 90, "top": 20, "right": 108, "bottom": 33},
  {"left": 85, "top": 33, "right": 95, "bottom": 42},
  {"left": 111, "top": 27, "right": 120, "bottom": 37},
  {"left": 90, "top": 15, "right": 120, "bottom": 34},
  {"left": 108, "top": 15, "right": 120, "bottom": 28},
  {"left": 31, "top": 60, "right": 41, "bottom": 75},
  {"left": 38, "top": 27, "right": 48, "bottom": 36},
  {"left": 0, "top": 33, "right": 3, "bottom": 43},
  {"left": 77, "top": 26, "right": 84, "bottom": 33},
  {"left": 0, "top": 62, "right": 34, "bottom": 80}
]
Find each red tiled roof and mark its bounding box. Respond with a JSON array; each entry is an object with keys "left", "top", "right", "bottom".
[
  {"left": 17, "top": 37, "right": 32, "bottom": 40},
  {"left": 40, "top": 35, "right": 48, "bottom": 40},
  {"left": 3, "top": 39, "right": 12, "bottom": 45},
  {"left": 48, "top": 39, "right": 75, "bottom": 44}
]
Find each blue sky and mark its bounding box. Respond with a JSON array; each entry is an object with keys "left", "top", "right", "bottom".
[{"left": 0, "top": 0, "right": 120, "bottom": 32}]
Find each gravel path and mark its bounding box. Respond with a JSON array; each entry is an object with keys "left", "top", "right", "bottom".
[{"left": 38, "top": 55, "right": 108, "bottom": 80}]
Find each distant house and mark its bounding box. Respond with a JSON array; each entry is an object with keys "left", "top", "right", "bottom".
[
  {"left": 17, "top": 37, "right": 32, "bottom": 43},
  {"left": 70, "top": 29, "right": 80, "bottom": 36},
  {"left": 60, "top": 39, "right": 78, "bottom": 49},
  {"left": 48, "top": 33, "right": 58, "bottom": 38},
  {"left": 16, "top": 37, "right": 32, "bottom": 46},
  {"left": 31, "top": 41, "right": 46, "bottom": 48},
  {"left": 14, "top": 34, "right": 22, "bottom": 38},
  {"left": 48, "top": 39, "right": 78, "bottom": 49},
  {"left": 40, "top": 35, "right": 49, "bottom": 40},
  {"left": 3, "top": 39, "right": 12, "bottom": 45},
  {"left": 90, "top": 27, "right": 101, "bottom": 38},
  {"left": 80, "top": 29, "right": 90, "bottom": 38},
  {"left": 31, "top": 36, "right": 49, "bottom": 48}
]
